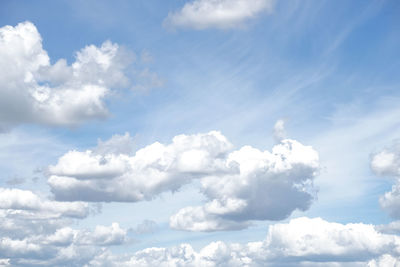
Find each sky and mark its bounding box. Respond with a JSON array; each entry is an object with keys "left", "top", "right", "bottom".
[{"left": 0, "top": 0, "right": 400, "bottom": 266}]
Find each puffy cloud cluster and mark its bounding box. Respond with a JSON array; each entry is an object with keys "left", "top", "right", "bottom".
[
  {"left": 0, "top": 21, "right": 133, "bottom": 129},
  {"left": 171, "top": 138, "right": 319, "bottom": 231},
  {"left": 86, "top": 217, "right": 400, "bottom": 267},
  {"left": 0, "top": 187, "right": 128, "bottom": 266},
  {"left": 164, "top": 0, "right": 274, "bottom": 30},
  {"left": 0, "top": 188, "right": 89, "bottom": 219},
  {"left": 48, "top": 131, "right": 233, "bottom": 202},
  {"left": 371, "top": 142, "right": 400, "bottom": 219},
  {"left": 44, "top": 222, "right": 127, "bottom": 247},
  {"left": 0, "top": 222, "right": 128, "bottom": 266},
  {"left": 48, "top": 131, "right": 319, "bottom": 230}
]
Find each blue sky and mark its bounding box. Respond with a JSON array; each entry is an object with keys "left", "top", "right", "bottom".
[{"left": 1, "top": 0, "right": 400, "bottom": 266}]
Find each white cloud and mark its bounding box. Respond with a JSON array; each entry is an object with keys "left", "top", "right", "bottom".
[
  {"left": 273, "top": 119, "right": 286, "bottom": 143},
  {"left": 164, "top": 0, "right": 274, "bottom": 30},
  {"left": 48, "top": 131, "right": 319, "bottom": 230},
  {"left": 48, "top": 131, "right": 233, "bottom": 202},
  {"left": 171, "top": 138, "right": 319, "bottom": 231},
  {"left": 87, "top": 217, "right": 400, "bottom": 267},
  {"left": 376, "top": 220, "right": 400, "bottom": 235},
  {"left": 368, "top": 254, "right": 400, "bottom": 267},
  {"left": 134, "top": 220, "right": 158, "bottom": 234},
  {"left": 0, "top": 219, "right": 128, "bottom": 266},
  {"left": 379, "top": 184, "right": 400, "bottom": 219},
  {"left": 371, "top": 143, "right": 400, "bottom": 177},
  {"left": 45, "top": 222, "right": 127, "bottom": 247},
  {"left": 94, "top": 133, "right": 135, "bottom": 156},
  {"left": 371, "top": 142, "right": 400, "bottom": 219},
  {"left": 0, "top": 21, "right": 134, "bottom": 129},
  {"left": 263, "top": 217, "right": 396, "bottom": 261},
  {"left": 0, "top": 188, "right": 89, "bottom": 219}
]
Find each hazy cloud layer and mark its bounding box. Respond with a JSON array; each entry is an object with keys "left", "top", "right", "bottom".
[{"left": 164, "top": 0, "right": 274, "bottom": 30}]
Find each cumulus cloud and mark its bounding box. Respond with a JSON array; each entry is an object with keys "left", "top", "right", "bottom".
[
  {"left": 48, "top": 131, "right": 319, "bottom": 230},
  {"left": 0, "top": 21, "right": 134, "bottom": 129},
  {"left": 371, "top": 143, "right": 400, "bottom": 177},
  {"left": 0, "top": 188, "right": 89, "bottom": 219},
  {"left": 87, "top": 217, "right": 400, "bottom": 267},
  {"left": 371, "top": 142, "right": 400, "bottom": 219},
  {"left": 0, "top": 218, "right": 128, "bottom": 266},
  {"left": 45, "top": 222, "right": 128, "bottom": 247},
  {"left": 368, "top": 254, "right": 400, "bottom": 267},
  {"left": 163, "top": 0, "right": 274, "bottom": 30},
  {"left": 376, "top": 220, "right": 400, "bottom": 235},
  {"left": 0, "top": 187, "right": 128, "bottom": 266},
  {"left": 171, "top": 139, "right": 319, "bottom": 231},
  {"left": 48, "top": 131, "right": 233, "bottom": 202}
]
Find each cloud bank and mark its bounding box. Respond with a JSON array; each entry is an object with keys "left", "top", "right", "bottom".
[{"left": 86, "top": 217, "right": 400, "bottom": 267}]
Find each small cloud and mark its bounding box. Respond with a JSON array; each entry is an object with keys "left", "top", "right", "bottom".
[
  {"left": 140, "top": 50, "right": 154, "bottom": 64},
  {"left": 134, "top": 220, "right": 158, "bottom": 234},
  {"left": 273, "top": 119, "right": 286, "bottom": 143},
  {"left": 6, "top": 176, "right": 26, "bottom": 186},
  {"left": 132, "top": 68, "right": 164, "bottom": 92},
  {"left": 163, "top": 0, "right": 275, "bottom": 30}
]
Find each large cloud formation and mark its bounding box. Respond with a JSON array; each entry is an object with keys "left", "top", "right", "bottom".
[
  {"left": 85, "top": 217, "right": 400, "bottom": 267},
  {"left": 48, "top": 131, "right": 319, "bottom": 231},
  {"left": 0, "top": 21, "right": 133, "bottom": 130},
  {"left": 371, "top": 141, "right": 400, "bottom": 218},
  {"left": 170, "top": 138, "right": 319, "bottom": 231},
  {"left": 48, "top": 131, "right": 233, "bottom": 202},
  {"left": 164, "top": 0, "right": 274, "bottom": 30}
]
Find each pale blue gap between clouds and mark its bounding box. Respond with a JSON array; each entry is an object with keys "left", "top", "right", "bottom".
[{"left": 0, "top": 0, "right": 400, "bottom": 265}]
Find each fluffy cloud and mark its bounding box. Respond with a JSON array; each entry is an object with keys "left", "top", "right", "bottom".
[
  {"left": 44, "top": 222, "right": 127, "bottom": 247},
  {"left": 368, "top": 254, "right": 400, "bottom": 267},
  {"left": 48, "top": 131, "right": 233, "bottom": 202},
  {"left": 163, "top": 0, "right": 274, "bottom": 30},
  {"left": 0, "top": 188, "right": 89, "bottom": 219},
  {"left": 0, "top": 187, "right": 128, "bottom": 266},
  {"left": 3, "top": 216, "right": 398, "bottom": 266},
  {"left": 48, "top": 131, "right": 319, "bottom": 230},
  {"left": 87, "top": 217, "right": 400, "bottom": 267},
  {"left": 0, "top": 220, "right": 128, "bottom": 266},
  {"left": 171, "top": 139, "right": 319, "bottom": 231},
  {"left": 0, "top": 21, "right": 133, "bottom": 129},
  {"left": 371, "top": 142, "right": 400, "bottom": 219},
  {"left": 0, "top": 187, "right": 92, "bottom": 244}
]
